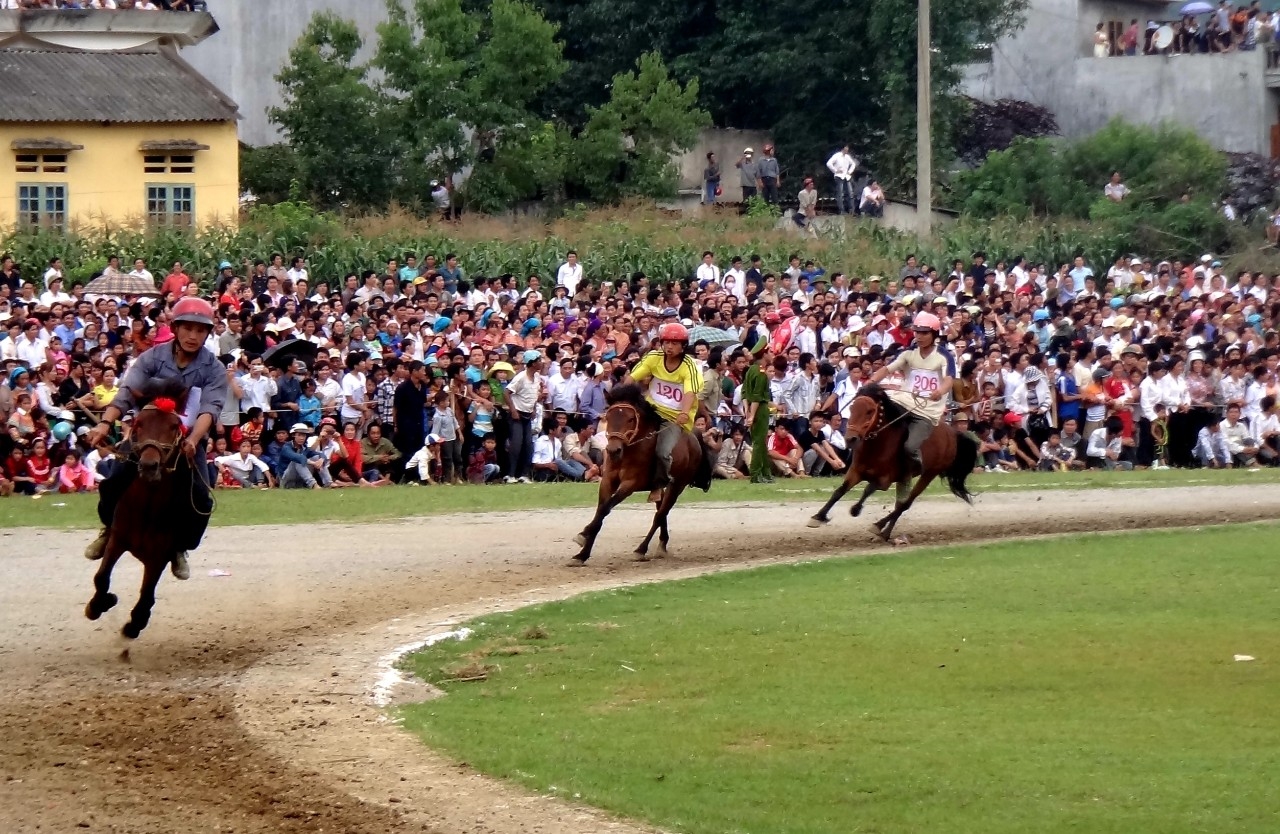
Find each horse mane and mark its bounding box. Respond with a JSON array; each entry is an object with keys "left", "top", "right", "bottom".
[
  {"left": 857, "top": 383, "right": 907, "bottom": 421},
  {"left": 129, "top": 377, "right": 189, "bottom": 406},
  {"left": 606, "top": 382, "right": 660, "bottom": 423}
]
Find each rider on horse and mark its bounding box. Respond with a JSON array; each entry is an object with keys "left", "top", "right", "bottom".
[
  {"left": 625, "top": 322, "right": 703, "bottom": 502},
  {"left": 865, "top": 311, "right": 953, "bottom": 474},
  {"left": 83, "top": 297, "right": 227, "bottom": 580}
]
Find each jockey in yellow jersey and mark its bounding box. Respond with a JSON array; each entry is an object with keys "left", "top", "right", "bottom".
[
  {"left": 626, "top": 322, "right": 703, "bottom": 501},
  {"left": 866, "top": 311, "right": 952, "bottom": 474}
]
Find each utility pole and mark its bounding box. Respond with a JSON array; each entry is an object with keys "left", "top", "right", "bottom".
[{"left": 916, "top": 0, "right": 932, "bottom": 238}]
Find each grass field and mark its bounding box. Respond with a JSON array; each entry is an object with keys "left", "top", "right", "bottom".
[
  {"left": 399, "top": 524, "right": 1280, "bottom": 834},
  {"left": 2, "top": 467, "right": 1279, "bottom": 531}
]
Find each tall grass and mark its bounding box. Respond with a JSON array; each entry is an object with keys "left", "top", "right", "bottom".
[{"left": 2, "top": 201, "right": 1255, "bottom": 288}]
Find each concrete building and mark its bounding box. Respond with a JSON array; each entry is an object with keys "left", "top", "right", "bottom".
[
  {"left": 0, "top": 10, "right": 241, "bottom": 229},
  {"left": 962, "top": 0, "right": 1279, "bottom": 156},
  {"left": 185, "top": 0, "right": 389, "bottom": 147}
]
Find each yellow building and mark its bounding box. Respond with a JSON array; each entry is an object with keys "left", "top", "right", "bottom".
[{"left": 0, "top": 45, "right": 240, "bottom": 230}]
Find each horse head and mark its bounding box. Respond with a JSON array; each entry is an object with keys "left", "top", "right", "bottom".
[
  {"left": 847, "top": 385, "right": 886, "bottom": 441},
  {"left": 129, "top": 379, "right": 187, "bottom": 482},
  {"left": 603, "top": 382, "right": 657, "bottom": 461}
]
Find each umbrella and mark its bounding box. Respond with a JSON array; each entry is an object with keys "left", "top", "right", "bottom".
[
  {"left": 82, "top": 271, "right": 157, "bottom": 297},
  {"left": 687, "top": 325, "right": 739, "bottom": 348},
  {"left": 1180, "top": 1, "right": 1214, "bottom": 15},
  {"left": 261, "top": 337, "right": 319, "bottom": 370}
]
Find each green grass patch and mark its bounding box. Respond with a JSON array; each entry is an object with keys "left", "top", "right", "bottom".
[
  {"left": 3, "top": 466, "right": 1279, "bottom": 530},
  {"left": 400, "top": 524, "right": 1280, "bottom": 834}
]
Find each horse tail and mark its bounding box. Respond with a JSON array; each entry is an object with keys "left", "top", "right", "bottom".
[{"left": 945, "top": 430, "right": 980, "bottom": 505}]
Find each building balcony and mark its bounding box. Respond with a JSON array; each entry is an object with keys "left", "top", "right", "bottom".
[{"left": 0, "top": 8, "right": 217, "bottom": 51}]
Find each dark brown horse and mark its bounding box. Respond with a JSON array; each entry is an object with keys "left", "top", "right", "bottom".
[
  {"left": 569, "top": 384, "right": 709, "bottom": 565},
  {"left": 808, "top": 384, "right": 978, "bottom": 541},
  {"left": 84, "top": 381, "right": 202, "bottom": 639}
]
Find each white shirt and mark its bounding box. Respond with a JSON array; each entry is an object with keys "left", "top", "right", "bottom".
[
  {"left": 533, "top": 434, "right": 561, "bottom": 466},
  {"left": 696, "top": 262, "right": 721, "bottom": 288},
  {"left": 239, "top": 373, "right": 277, "bottom": 413},
  {"left": 860, "top": 185, "right": 884, "bottom": 208},
  {"left": 287, "top": 267, "right": 309, "bottom": 284},
  {"left": 556, "top": 261, "right": 583, "bottom": 296},
  {"left": 15, "top": 335, "right": 46, "bottom": 367},
  {"left": 825, "top": 151, "right": 857, "bottom": 181},
  {"left": 129, "top": 268, "right": 155, "bottom": 286},
  {"left": 546, "top": 372, "right": 581, "bottom": 412},
  {"left": 38, "top": 290, "right": 72, "bottom": 307},
  {"left": 1104, "top": 182, "right": 1129, "bottom": 201},
  {"left": 216, "top": 453, "right": 270, "bottom": 476},
  {"left": 340, "top": 372, "right": 366, "bottom": 422}
]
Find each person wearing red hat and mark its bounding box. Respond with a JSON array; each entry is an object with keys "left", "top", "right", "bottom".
[
  {"left": 83, "top": 296, "right": 227, "bottom": 581},
  {"left": 626, "top": 321, "right": 703, "bottom": 501},
  {"left": 866, "top": 311, "right": 953, "bottom": 474}
]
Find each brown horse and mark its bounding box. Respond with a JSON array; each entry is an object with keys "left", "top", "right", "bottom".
[
  {"left": 808, "top": 384, "right": 978, "bottom": 541},
  {"left": 84, "top": 381, "right": 202, "bottom": 639},
  {"left": 569, "top": 384, "right": 709, "bottom": 565}
]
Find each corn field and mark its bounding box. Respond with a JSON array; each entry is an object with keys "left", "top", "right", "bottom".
[{"left": 0, "top": 202, "right": 1250, "bottom": 290}]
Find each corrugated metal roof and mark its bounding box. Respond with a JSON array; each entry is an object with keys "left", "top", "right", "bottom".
[{"left": 0, "top": 49, "right": 239, "bottom": 123}]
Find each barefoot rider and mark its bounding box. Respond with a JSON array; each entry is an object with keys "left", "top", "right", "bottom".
[
  {"left": 625, "top": 323, "right": 703, "bottom": 502},
  {"left": 865, "top": 311, "right": 951, "bottom": 474},
  {"left": 83, "top": 297, "right": 227, "bottom": 580}
]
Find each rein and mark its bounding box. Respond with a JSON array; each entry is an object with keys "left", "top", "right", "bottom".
[
  {"left": 605, "top": 403, "right": 659, "bottom": 448},
  {"left": 853, "top": 389, "right": 925, "bottom": 440}
]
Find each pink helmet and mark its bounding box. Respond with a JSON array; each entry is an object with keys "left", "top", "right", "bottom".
[{"left": 912, "top": 312, "right": 941, "bottom": 332}]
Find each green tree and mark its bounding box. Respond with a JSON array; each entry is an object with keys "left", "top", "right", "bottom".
[
  {"left": 527, "top": 0, "right": 1026, "bottom": 191},
  {"left": 269, "top": 14, "right": 401, "bottom": 208},
  {"left": 239, "top": 144, "right": 303, "bottom": 205},
  {"left": 570, "top": 52, "right": 711, "bottom": 202},
  {"left": 375, "top": 0, "right": 567, "bottom": 210}
]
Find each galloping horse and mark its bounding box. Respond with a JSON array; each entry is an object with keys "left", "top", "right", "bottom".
[
  {"left": 569, "top": 384, "right": 709, "bottom": 565},
  {"left": 808, "top": 384, "right": 978, "bottom": 541},
  {"left": 84, "top": 380, "right": 204, "bottom": 639}
]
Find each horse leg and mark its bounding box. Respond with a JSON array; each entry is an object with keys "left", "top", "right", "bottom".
[
  {"left": 808, "top": 472, "right": 859, "bottom": 527},
  {"left": 569, "top": 483, "right": 635, "bottom": 565},
  {"left": 575, "top": 473, "right": 618, "bottom": 547},
  {"left": 122, "top": 557, "right": 165, "bottom": 640},
  {"left": 646, "top": 482, "right": 686, "bottom": 559},
  {"left": 874, "top": 474, "right": 937, "bottom": 542},
  {"left": 84, "top": 534, "right": 124, "bottom": 621},
  {"left": 848, "top": 481, "right": 880, "bottom": 518}
]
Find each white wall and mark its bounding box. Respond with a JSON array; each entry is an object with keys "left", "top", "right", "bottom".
[
  {"left": 962, "top": 0, "right": 1276, "bottom": 155},
  {"left": 185, "top": 0, "right": 389, "bottom": 146}
]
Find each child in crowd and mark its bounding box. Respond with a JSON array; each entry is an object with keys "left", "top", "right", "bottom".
[
  {"left": 298, "top": 379, "right": 322, "bottom": 429},
  {"left": 431, "top": 390, "right": 462, "bottom": 484},
  {"left": 467, "top": 435, "right": 501, "bottom": 484},
  {"left": 57, "top": 449, "right": 96, "bottom": 494},
  {"left": 405, "top": 434, "right": 441, "bottom": 485},
  {"left": 1037, "top": 430, "right": 1076, "bottom": 472},
  {"left": 25, "top": 438, "right": 56, "bottom": 494}
]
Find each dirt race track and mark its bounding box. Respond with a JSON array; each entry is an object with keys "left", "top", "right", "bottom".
[{"left": 4, "top": 484, "right": 1280, "bottom": 834}]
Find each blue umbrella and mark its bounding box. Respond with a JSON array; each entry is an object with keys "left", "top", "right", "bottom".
[
  {"left": 1180, "top": 1, "right": 1214, "bottom": 15},
  {"left": 687, "top": 325, "right": 739, "bottom": 347}
]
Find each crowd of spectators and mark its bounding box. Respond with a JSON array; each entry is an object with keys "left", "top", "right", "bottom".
[
  {"left": 0, "top": 1, "right": 204, "bottom": 10},
  {"left": 3, "top": 241, "right": 1280, "bottom": 498},
  {"left": 1097, "top": 3, "right": 1277, "bottom": 57}
]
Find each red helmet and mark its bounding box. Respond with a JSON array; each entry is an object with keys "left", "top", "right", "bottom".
[
  {"left": 658, "top": 322, "right": 689, "bottom": 343},
  {"left": 171, "top": 296, "right": 214, "bottom": 328}
]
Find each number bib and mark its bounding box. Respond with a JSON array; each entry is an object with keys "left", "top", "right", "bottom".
[
  {"left": 908, "top": 369, "right": 940, "bottom": 396},
  {"left": 648, "top": 377, "right": 686, "bottom": 411}
]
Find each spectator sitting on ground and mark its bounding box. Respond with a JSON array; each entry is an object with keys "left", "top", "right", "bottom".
[
  {"left": 1037, "top": 430, "right": 1076, "bottom": 472},
  {"left": 217, "top": 438, "right": 273, "bottom": 489},
  {"left": 1195, "top": 412, "right": 1232, "bottom": 468},
  {"left": 767, "top": 422, "right": 808, "bottom": 478}
]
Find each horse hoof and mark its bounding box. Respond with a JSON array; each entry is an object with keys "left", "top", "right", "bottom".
[
  {"left": 850, "top": 506, "right": 863, "bottom": 517},
  {"left": 85, "top": 593, "right": 117, "bottom": 621},
  {"left": 121, "top": 622, "right": 142, "bottom": 640},
  {"left": 633, "top": 552, "right": 651, "bottom": 562},
  {"left": 573, "top": 533, "right": 586, "bottom": 547},
  {"left": 565, "top": 557, "right": 588, "bottom": 568},
  {"left": 807, "top": 517, "right": 827, "bottom": 528},
  {"left": 654, "top": 546, "right": 668, "bottom": 559}
]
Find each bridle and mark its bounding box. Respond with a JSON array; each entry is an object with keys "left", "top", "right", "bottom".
[
  {"left": 130, "top": 404, "right": 184, "bottom": 473},
  {"left": 605, "top": 403, "right": 658, "bottom": 447},
  {"left": 849, "top": 390, "right": 916, "bottom": 440}
]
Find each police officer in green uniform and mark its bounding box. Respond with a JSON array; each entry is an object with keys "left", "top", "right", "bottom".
[{"left": 741, "top": 333, "right": 774, "bottom": 483}]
